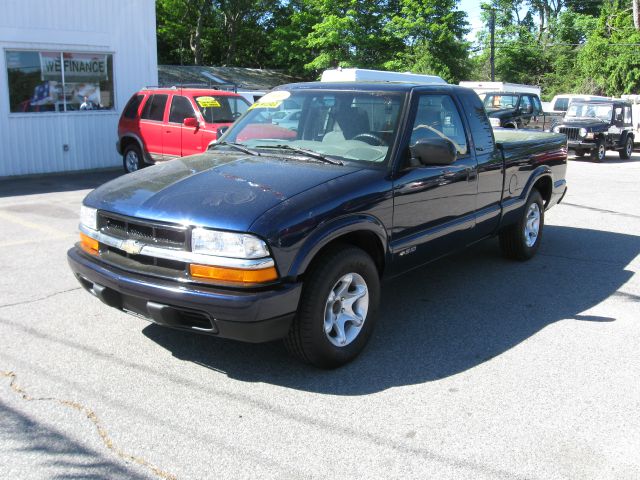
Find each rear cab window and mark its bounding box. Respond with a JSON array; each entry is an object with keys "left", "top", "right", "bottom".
[
  {"left": 553, "top": 97, "right": 569, "bottom": 112},
  {"left": 194, "top": 95, "right": 250, "bottom": 124},
  {"left": 123, "top": 94, "right": 144, "bottom": 119}
]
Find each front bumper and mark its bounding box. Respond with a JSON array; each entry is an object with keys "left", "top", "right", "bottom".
[
  {"left": 568, "top": 140, "right": 596, "bottom": 150},
  {"left": 67, "top": 247, "right": 301, "bottom": 343}
]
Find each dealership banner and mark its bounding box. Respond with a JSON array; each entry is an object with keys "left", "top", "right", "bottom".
[{"left": 40, "top": 52, "right": 108, "bottom": 82}]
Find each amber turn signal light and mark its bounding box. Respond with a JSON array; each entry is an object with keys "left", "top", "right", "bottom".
[
  {"left": 189, "top": 264, "right": 278, "bottom": 284},
  {"left": 79, "top": 232, "right": 99, "bottom": 255}
]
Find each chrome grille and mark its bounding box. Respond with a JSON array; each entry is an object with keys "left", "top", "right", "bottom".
[
  {"left": 96, "top": 212, "right": 189, "bottom": 277},
  {"left": 99, "top": 212, "right": 187, "bottom": 249},
  {"left": 559, "top": 127, "right": 580, "bottom": 141}
]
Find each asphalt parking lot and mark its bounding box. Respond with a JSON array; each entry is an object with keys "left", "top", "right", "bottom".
[{"left": 1, "top": 151, "right": 639, "bottom": 480}]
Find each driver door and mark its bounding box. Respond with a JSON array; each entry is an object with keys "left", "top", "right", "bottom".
[{"left": 391, "top": 93, "right": 478, "bottom": 273}]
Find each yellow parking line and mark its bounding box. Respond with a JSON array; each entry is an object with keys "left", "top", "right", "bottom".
[{"left": 0, "top": 211, "right": 72, "bottom": 237}]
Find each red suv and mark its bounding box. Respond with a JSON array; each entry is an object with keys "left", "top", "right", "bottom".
[{"left": 117, "top": 87, "right": 250, "bottom": 173}]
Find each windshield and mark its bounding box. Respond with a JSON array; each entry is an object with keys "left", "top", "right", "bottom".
[
  {"left": 565, "top": 102, "right": 612, "bottom": 121},
  {"left": 219, "top": 89, "right": 405, "bottom": 165},
  {"left": 194, "top": 95, "right": 250, "bottom": 123},
  {"left": 483, "top": 94, "right": 519, "bottom": 110}
]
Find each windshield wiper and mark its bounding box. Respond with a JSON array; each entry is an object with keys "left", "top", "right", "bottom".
[
  {"left": 210, "top": 141, "right": 261, "bottom": 156},
  {"left": 256, "top": 145, "right": 343, "bottom": 165}
]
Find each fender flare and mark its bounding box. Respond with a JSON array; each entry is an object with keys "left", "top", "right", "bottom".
[
  {"left": 620, "top": 131, "right": 634, "bottom": 147},
  {"left": 520, "top": 166, "right": 553, "bottom": 203},
  {"left": 119, "top": 134, "right": 151, "bottom": 164},
  {"left": 286, "top": 214, "right": 388, "bottom": 278}
]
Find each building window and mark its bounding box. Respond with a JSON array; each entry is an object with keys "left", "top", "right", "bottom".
[{"left": 6, "top": 50, "right": 114, "bottom": 113}]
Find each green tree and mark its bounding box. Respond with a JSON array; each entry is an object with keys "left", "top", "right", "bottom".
[
  {"left": 577, "top": 0, "right": 640, "bottom": 95},
  {"left": 384, "top": 0, "right": 471, "bottom": 83}
]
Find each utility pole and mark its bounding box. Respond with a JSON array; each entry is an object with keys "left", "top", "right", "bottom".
[
  {"left": 489, "top": 8, "right": 496, "bottom": 81},
  {"left": 482, "top": 4, "right": 496, "bottom": 81}
]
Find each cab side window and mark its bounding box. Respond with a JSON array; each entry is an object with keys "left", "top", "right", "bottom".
[
  {"left": 520, "top": 95, "right": 532, "bottom": 114},
  {"left": 614, "top": 107, "right": 623, "bottom": 124},
  {"left": 531, "top": 96, "right": 543, "bottom": 114},
  {"left": 169, "top": 95, "right": 195, "bottom": 124},
  {"left": 411, "top": 95, "right": 468, "bottom": 156},
  {"left": 624, "top": 106, "right": 632, "bottom": 125}
]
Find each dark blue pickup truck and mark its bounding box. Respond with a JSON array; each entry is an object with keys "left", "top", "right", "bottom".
[{"left": 68, "top": 81, "right": 568, "bottom": 368}]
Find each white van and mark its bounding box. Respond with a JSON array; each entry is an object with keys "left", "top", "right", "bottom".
[
  {"left": 458, "top": 81, "right": 540, "bottom": 100},
  {"left": 548, "top": 94, "right": 610, "bottom": 114}
]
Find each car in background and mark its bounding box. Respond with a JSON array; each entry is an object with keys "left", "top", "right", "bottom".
[
  {"left": 271, "top": 109, "right": 302, "bottom": 131},
  {"left": 552, "top": 99, "right": 634, "bottom": 162},
  {"left": 117, "top": 87, "right": 250, "bottom": 173},
  {"left": 548, "top": 94, "right": 610, "bottom": 115},
  {"left": 483, "top": 91, "right": 562, "bottom": 131}
]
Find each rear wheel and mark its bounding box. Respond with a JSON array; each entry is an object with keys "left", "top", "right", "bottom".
[
  {"left": 590, "top": 138, "right": 606, "bottom": 162},
  {"left": 123, "top": 144, "right": 144, "bottom": 173},
  {"left": 619, "top": 136, "right": 633, "bottom": 160},
  {"left": 284, "top": 245, "right": 380, "bottom": 368},
  {"left": 499, "top": 189, "right": 544, "bottom": 261}
]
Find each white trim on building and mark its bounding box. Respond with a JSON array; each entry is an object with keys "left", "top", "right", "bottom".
[{"left": 0, "top": 0, "right": 158, "bottom": 177}]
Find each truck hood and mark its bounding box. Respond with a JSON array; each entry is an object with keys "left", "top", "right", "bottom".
[
  {"left": 84, "top": 152, "right": 361, "bottom": 231},
  {"left": 559, "top": 117, "right": 609, "bottom": 130}
]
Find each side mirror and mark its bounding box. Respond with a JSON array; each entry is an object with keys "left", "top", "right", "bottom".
[
  {"left": 183, "top": 117, "right": 199, "bottom": 128},
  {"left": 616, "top": 113, "right": 623, "bottom": 122},
  {"left": 410, "top": 138, "right": 457, "bottom": 166}
]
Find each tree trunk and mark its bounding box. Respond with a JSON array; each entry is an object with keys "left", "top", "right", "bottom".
[
  {"left": 634, "top": 0, "right": 640, "bottom": 31},
  {"left": 190, "top": 6, "right": 205, "bottom": 65}
]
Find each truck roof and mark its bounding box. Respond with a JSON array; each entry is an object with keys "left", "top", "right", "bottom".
[{"left": 277, "top": 81, "right": 467, "bottom": 93}]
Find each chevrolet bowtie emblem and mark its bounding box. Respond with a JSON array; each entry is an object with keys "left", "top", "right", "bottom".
[{"left": 121, "top": 239, "right": 144, "bottom": 255}]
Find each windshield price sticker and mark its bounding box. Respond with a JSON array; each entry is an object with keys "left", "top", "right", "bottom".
[
  {"left": 248, "top": 101, "right": 282, "bottom": 110},
  {"left": 196, "top": 96, "right": 221, "bottom": 108},
  {"left": 248, "top": 90, "right": 291, "bottom": 110}
]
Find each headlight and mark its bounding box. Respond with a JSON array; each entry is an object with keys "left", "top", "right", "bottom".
[
  {"left": 80, "top": 205, "right": 97, "bottom": 231},
  {"left": 489, "top": 117, "right": 501, "bottom": 127},
  {"left": 191, "top": 228, "right": 269, "bottom": 259},
  {"left": 579, "top": 128, "right": 588, "bottom": 137},
  {"left": 552, "top": 126, "right": 561, "bottom": 133}
]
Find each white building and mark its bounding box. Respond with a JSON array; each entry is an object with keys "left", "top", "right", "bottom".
[{"left": 0, "top": 0, "right": 158, "bottom": 177}]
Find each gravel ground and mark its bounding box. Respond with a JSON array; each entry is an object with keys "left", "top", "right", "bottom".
[{"left": 1, "top": 152, "right": 639, "bottom": 480}]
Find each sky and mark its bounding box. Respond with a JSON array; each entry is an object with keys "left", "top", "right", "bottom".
[{"left": 459, "top": 0, "right": 486, "bottom": 42}]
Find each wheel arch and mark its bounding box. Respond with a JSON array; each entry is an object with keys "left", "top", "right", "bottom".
[
  {"left": 120, "top": 134, "right": 150, "bottom": 163},
  {"left": 287, "top": 215, "right": 388, "bottom": 280},
  {"left": 532, "top": 174, "right": 553, "bottom": 207}
]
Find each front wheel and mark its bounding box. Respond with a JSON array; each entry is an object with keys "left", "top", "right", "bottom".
[
  {"left": 499, "top": 189, "right": 544, "bottom": 261},
  {"left": 590, "top": 138, "right": 606, "bottom": 162},
  {"left": 284, "top": 246, "right": 380, "bottom": 368},
  {"left": 619, "top": 136, "right": 633, "bottom": 160}
]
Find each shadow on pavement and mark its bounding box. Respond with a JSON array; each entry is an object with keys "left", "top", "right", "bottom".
[
  {"left": 143, "top": 225, "right": 638, "bottom": 395},
  {"left": 0, "top": 170, "right": 122, "bottom": 198},
  {"left": 0, "top": 399, "right": 151, "bottom": 479}
]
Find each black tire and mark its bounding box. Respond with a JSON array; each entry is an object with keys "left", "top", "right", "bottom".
[
  {"left": 123, "top": 144, "right": 144, "bottom": 173},
  {"left": 499, "top": 189, "right": 545, "bottom": 261},
  {"left": 590, "top": 138, "right": 606, "bottom": 162},
  {"left": 574, "top": 149, "right": 585, "bottom": 157},
  {"left": 284, "top": 245, "right": 380, "bottom": 368},
  {"left": 619, "top": 136, "right": 633, "bottom": 160}
]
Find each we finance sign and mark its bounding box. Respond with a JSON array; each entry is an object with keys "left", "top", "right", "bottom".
[{"left": 40, "top": 52, "right": 108, "bottom": 82}]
